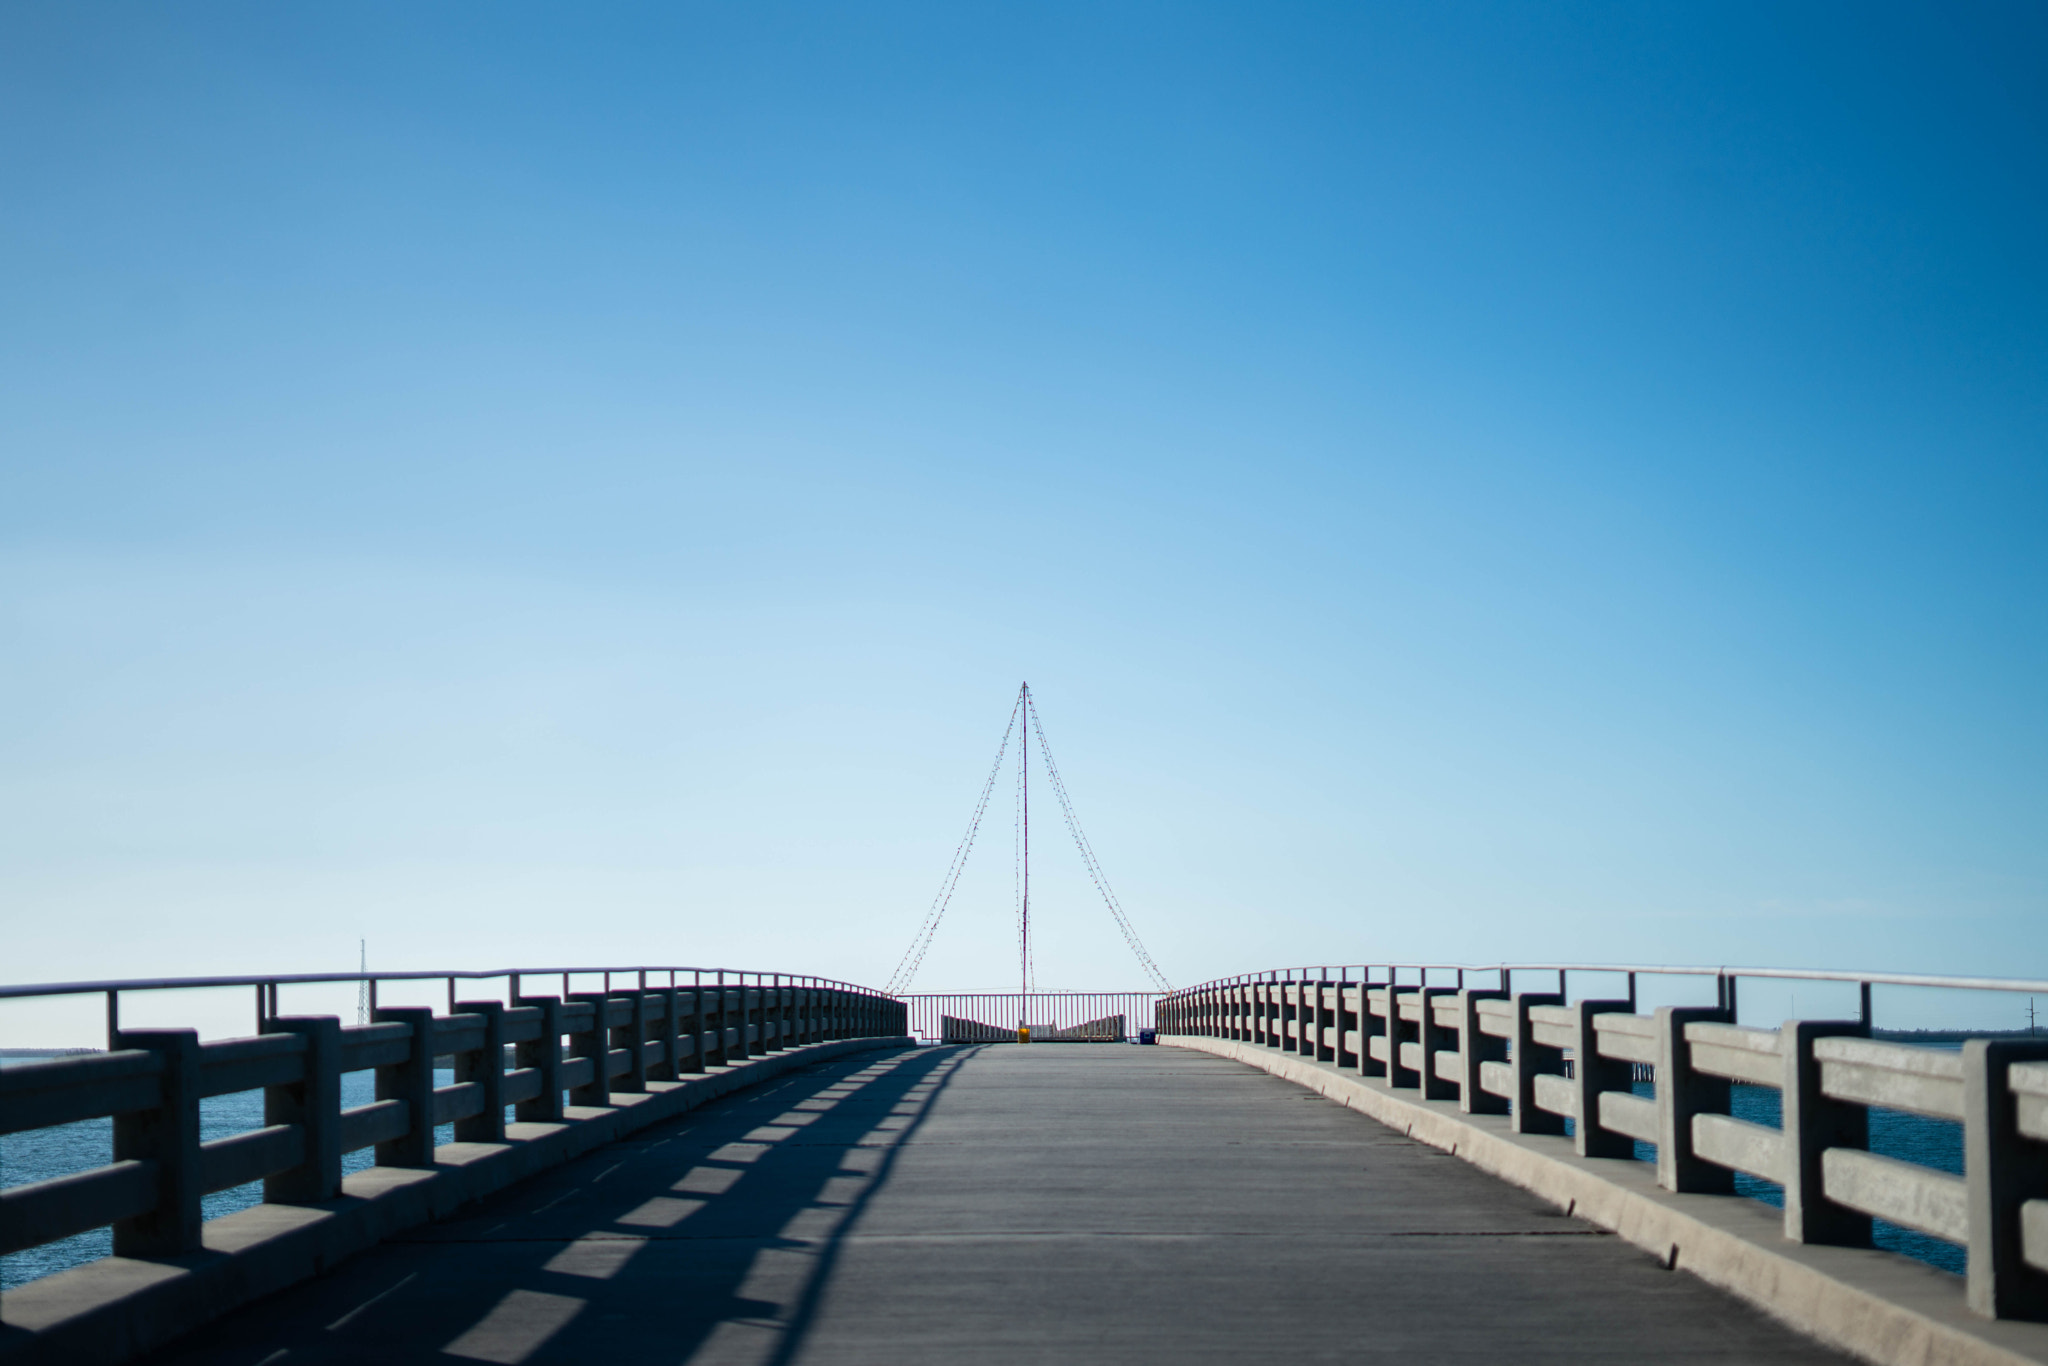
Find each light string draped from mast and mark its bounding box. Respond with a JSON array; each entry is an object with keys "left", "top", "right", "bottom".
[
  {"left": 1025, "top": 691, "right": 1174, "bottom": 992},
  {"left": 884, "top": 691, "right": 1022, "bottom": 996},
  {"left": 889, "top": 684, "right": 1173, "bottom": 997}
]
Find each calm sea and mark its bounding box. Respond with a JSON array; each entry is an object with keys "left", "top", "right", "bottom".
[
  {"left": 0, "top": 1060, "right": 463, "bottom": 1291},
  {"left": 1635, "top": 1079, "right": 1963, "bottom": 1276}
]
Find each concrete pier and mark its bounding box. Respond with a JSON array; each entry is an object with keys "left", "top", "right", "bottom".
[{"left": 135, "top": 1046, "right": 1845, "bottom": 1365}]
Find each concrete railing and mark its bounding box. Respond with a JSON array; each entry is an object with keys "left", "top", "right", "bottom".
[
  {"left": 1, "top": 966, "right": 904, "bottom": 1268},
  {"left": 1158, "top": 963, "right": 2048, "bottom": 1324}
]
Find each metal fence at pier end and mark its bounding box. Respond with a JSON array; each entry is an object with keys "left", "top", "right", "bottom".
[{"left": 900, "top": 991, "right": 1161, "bottom": 1044}]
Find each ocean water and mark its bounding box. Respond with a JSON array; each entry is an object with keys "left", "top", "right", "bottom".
[
  {"left": 1605, "top": 1079, "right": 1964, "bottom": 1275},
  {"left": 1723, "top": 1081, "right": 1964, "bottom": 1276},
  {"left": 1, "top": 1062, "right": 460, "bottom": 1291}
]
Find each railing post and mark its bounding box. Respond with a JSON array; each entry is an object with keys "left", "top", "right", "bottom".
[
  {"left": 731, "top": 976, "right": 753, "bottom": 1060},
  {"left": 1329, "top": 978, "right": 1351, "bottom": 1066},
  {"left": 1570, "top": 1000, "right": 1635, "bottom": 1158},
  {"left": 1964, "top": 1039, "right": 2048, "bottom": 1318},
  {"left": 111, "top": 1028, "right": 202, "bottom": 1255},
  {"left": 373, "top": 1005, "right": 436, "bottom": 1168},
  {"left": 453, "top": 1000, "right": 507, "bottom": 1143},
  {"left": 514, "top": 995, "right": 564, "bottom": 1122},
  {"left": 263, "top": 1015, "right": 342, "bottom": 1203},
  {"left": 619, "top": 991, "right": 650, "bottom": 1092},
  {"left": 565, "top": 994, "right": 611, "bottom": 1108},
  {"left": 1654, "top": 1006, "right": 1733, "bottom": 1193},
  {"left": 1457, "top": 990, "right": 1508, "bottom": 1115},
  {"left": 1360, "top": 978, "right": 1388, "bottom": 1079},
  {"left": 1313, "top": 980, "right": 1335, "bottom": 1062},
  {"left": 685, "top": 974, "right": 709, "bottom": 1071},
  {"left": 729, "top": 970, "right": 745, "bottom": 1056},
  {"left": 1416, "top": 986, "right": 1458, "bottom": 1099},
  {"left": 1387, "top": 987, "right": 1422, "bottom": 1088},
  {"left": 1511, "top": 993, "right": 1566, "bottom": 1136},
  {"left": 1783, "top": 1020, "right": 1872, "bottom": 1245},
  {"left": 652, "top": 983, "right": 679, "bottom": 1081}
]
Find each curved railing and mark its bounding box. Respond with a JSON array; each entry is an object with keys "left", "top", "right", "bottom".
[
  {"left": 0, "top": 965, "right": 902, "bottom": 1270},
  {"left": 1156, "top": 961, "right": 2048, "bottom": 1322}
]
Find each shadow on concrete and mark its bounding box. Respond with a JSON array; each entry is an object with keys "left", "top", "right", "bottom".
[
  {"left": 756, "top": 1046, "right": 974, "bottom": 1366},
  {"left": 142, "top": 1044, "right": 978, "bottom": 1365}
]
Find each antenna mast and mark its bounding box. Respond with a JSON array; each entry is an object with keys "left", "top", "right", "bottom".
[{"left": 1019, "top": 681, "right": 1030, "bottom": 1039}]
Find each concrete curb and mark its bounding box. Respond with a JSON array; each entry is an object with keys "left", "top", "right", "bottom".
[
  {"left": 0, "top": 1036, "right": 915, "bottom": 1366},
  {"left": 1170, "top": 1035, "right": 2048, "bottom": 1366}
]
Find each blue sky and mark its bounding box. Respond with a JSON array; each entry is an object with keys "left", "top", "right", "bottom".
[{"left": 3, "top": 2, "right": 2045, "bottom": 1039}]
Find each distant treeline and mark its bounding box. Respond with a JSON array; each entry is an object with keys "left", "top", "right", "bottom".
[{"left": 1873, "top": 1029, "right": 2042, "bottom": 1045}]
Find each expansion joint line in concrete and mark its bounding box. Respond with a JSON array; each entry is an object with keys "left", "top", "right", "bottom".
[{"left": 1167, "top": 1036, "right": 2048, "bottom": 1366}]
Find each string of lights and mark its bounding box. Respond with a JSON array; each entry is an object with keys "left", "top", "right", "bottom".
[
  {"left": 1026, "top": 693, "right": 1173, "bottom": 992},
  {"left": 884, "top": 693, "right": 1022, "bottom": 995}
]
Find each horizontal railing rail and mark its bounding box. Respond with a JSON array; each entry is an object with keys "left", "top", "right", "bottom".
[
  {"left": 0, "top": 965, "right": 887, "bottom": 1044},
  {"left": 0, "top": 966, "right": 904, "bottom": 1268},
  {"left": 1162, "top": 962, "right": 2048, "bottom": 995},
  {"left": 1156, "top": 962, "right": 2048, "bottom": 1322}
]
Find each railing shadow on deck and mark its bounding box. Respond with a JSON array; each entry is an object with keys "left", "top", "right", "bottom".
[{"left": 191, "top": 1043, "right": 981, "bottom": 1366}]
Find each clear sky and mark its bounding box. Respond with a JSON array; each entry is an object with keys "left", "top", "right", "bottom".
[{"left": 3, "top": 2, "right": 2045, "bottom": 1041}]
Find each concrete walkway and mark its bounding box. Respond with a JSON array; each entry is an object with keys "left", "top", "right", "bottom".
[{"left": 141, "top": 1045, "right": 1850, "bottom": 1364}]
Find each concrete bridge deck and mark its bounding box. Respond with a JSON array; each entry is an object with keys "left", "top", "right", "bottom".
[{"left": 136, "top": 1045, "right": 1846, "bottom": 1365}]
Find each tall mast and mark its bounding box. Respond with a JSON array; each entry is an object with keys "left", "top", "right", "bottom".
[{"left": 1020, "top": 682, "right": 1030, "bottom": 1030}]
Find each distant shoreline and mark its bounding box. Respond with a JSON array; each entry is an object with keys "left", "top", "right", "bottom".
[{"left": 1872, "top": 1028, "right": 2044, "bottom": 1044}]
